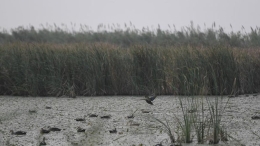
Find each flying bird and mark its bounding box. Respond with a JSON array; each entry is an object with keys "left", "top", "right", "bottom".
[{"left": 141, "top": 94, "right": 157, "bottom": 105}]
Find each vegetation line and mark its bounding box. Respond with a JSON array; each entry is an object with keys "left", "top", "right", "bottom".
[{"left": 0, "top": 43, "right": 259, "bottom": 96}]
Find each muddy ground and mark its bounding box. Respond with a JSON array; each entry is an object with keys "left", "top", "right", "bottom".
[{"left": 0, "top": 95, "right": 259, "bottom": 146}]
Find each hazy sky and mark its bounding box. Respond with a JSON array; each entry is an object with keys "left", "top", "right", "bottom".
[{"left": 1, "top": 0, "right": 260, "bottom": 32}]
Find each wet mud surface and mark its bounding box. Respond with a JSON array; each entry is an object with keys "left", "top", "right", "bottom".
[{"left": 0, "top": 95, "right": 259, "bottom": 146}]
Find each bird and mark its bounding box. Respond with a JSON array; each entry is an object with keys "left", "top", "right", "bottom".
[
  {"left": 140, "top": 94, "right": 157, "bottom": 105},
  {"left": 10, "top": 130, "right": 26, "bottom": 135}
]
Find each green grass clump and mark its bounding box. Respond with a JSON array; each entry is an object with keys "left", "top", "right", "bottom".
[{"left": 177, "top": 97, "right": 193, "bottom": 143}]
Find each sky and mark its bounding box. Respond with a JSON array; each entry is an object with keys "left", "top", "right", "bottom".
[{"left": 1, "top": 0, "right": 260, "bottom": 33}]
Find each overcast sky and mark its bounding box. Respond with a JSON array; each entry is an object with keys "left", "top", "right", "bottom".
[{"left": 1, "top": 0, "right": 260, "bottom": 32}]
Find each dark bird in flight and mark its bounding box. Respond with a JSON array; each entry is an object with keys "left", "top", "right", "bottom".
[{"left": 141, "top": 94, "right": 157, "bottom": 105}]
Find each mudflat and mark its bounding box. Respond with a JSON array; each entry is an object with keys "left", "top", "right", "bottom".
[{"left": 0, "top": 95, "right": 259, "bottom": 146}]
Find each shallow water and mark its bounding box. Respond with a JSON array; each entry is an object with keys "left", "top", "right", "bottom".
[{"left": 0, "top": 95, "right": 259, "bottom": 146}]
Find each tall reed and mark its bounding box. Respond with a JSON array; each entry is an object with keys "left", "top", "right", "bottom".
[
  {"left": 1, "top": 23, "right": 260, "bottom": 47},
  {"left": 0, "top": 43, "right": 260, "bottom": 96}
]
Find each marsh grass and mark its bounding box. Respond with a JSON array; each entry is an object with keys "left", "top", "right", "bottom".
[
  {"left": 152, "top": 94, "right": 231, "bottom": 145},
  {"left": 176, "top": 97, "right": 194, "bottom": 143},
  {"left": 1, "top": 23, "right": 260, "bottom": 48},
  {"left": 163, "top": 50, "right": 235, "bottom": 144},
  {"left": 152, "top": 117, "right": 175, "bottom": 144},
  {"left": 206, "top": 96, "right": 222, "bottom": 144},
  {"left": 191, "top": 96, "right": 209, "bottom": 144},
  {"left": 0, "top": 42, "right": 260, "bottom": 96},
  {"left": 161, "top": 94, "right": 230, "bottom": 144}
]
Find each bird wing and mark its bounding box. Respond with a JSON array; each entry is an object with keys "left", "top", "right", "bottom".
[
  {"left": 149, "top": 95, "right": 157, "bottom": 101},
  {"left": 146, "top": 100, "right": 154, "bottom": 105}
]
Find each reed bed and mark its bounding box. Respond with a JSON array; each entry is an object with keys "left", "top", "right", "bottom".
[
  {"left": 1, "top": 22, "right": 260, "bottom": 48},
  {"left": 0, "top": 42, "right": 260, "bottom": 96}
]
